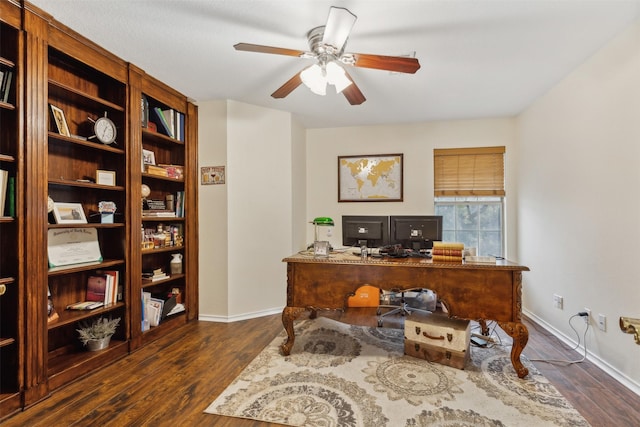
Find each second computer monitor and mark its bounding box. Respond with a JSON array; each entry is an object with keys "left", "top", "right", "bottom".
[{"left": 390, "top": 215, "right": 443, "bottom": 250}]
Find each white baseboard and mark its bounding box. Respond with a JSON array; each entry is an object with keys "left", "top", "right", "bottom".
[
  {"left": 199, "top": 307, "right": 283, "bottom": 323},
  {"left": 523, "top": 309, "right": 640, "bottom": 396}
]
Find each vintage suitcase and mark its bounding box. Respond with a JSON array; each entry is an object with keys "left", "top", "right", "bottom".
[
  {"left": 404, "top": 339, "right": 470, "bottom": 369},
  {"left": 404, "top": 311, "right": 470, "bottom": 352}
]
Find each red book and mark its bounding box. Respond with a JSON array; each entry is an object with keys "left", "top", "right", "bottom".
[{"left": 86, "top": 275, "right": 108, "bottom": 304}]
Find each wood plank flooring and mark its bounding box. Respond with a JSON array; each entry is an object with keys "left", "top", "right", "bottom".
[{"left": 3, "top": 310, "right": 639, "bottom": 426}]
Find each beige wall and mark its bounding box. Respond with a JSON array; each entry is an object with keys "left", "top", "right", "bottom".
[
  {"left": 517, "top": 19, "right": 640, "bottom": 390},
  {"left": 197, "top": 100, "right": 229, "bottom": 317},
  {"left": 305, "top": 119, "right": 519, "bottom": 257},
  {"left": 198, "top": 100, "right": 298, "bottom": 321}
]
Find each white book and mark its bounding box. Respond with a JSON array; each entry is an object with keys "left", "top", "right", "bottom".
[{"left": 0, "top": 169, "right": 8, "bottom": 216}]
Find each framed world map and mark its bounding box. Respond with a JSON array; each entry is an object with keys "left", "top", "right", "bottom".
[{"left": 338, "top": 154, "right": 403, "bottom": 202}]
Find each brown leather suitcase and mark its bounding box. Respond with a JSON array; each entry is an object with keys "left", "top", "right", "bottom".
[{"left": 404, "top": 339, "right": 470, "bottom": 369}]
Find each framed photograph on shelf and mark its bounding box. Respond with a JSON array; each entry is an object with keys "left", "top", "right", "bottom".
[
  {"left": 338, "top": 153, "right": 403, "bottom": 202},
  {"left": 52, "top": 202, "right": 87, "bottom": 224},
  {"left": 50, "top": 104, "right": 70, "bottom": 137},
  {"left": 142, "top": 149, "right": 156, "bottom": 165},
  {"left": 201, "top": 166, "right": 225, "bottom": 185},
  {"left": 96, "top": 170, "right": 116, "bottom": 186}
]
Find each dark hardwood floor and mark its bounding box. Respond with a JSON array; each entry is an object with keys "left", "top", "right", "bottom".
[{"left": 3, "top": 310, "right": 639, "bottom": 426}]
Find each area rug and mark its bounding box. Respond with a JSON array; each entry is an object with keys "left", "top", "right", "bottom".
[{"left": 205, "top": 317, "right": 590, "bottom": 427}]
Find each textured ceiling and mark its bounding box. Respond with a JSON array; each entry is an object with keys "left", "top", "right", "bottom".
[{"left": 28, "top": 0, "right": 640, "bottom": 128}]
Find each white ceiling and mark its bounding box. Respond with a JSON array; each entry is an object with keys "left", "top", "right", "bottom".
[{"left": 28, "top": 0, "right": 640, "bottom": 129}]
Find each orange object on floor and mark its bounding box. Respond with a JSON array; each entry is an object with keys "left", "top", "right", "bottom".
[{"left": 347, "top": 285, "right": 380, "bottom": 307}]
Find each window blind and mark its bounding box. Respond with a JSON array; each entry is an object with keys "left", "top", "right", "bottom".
[{"left": 433, "top": 146, "right": 505, "bottom": 196}]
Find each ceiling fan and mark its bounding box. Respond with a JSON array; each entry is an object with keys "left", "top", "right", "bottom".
[{"left": 234, "top": 6, "right": 420, "bottom": 105}]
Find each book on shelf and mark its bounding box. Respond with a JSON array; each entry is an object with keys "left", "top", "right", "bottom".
[
  {"left": 157, "top": 164, "right": 184, "bottom": 180},
  {"left": 142, "top": 291, "right": 151, "bottom": 331},
  {"left": 0, "top": 169, "right": 7, "bottom": 216},
  {"left": 142, "top": 210, "right": 176, "bottom": 218},
  {"left": 144, "top": 198, "right": 166, "bottom": 210},
  {"left": 66, "top": 301, "right": 104, "bottom": 310},
  {"left": 144, "top": 164, "right": 169, "bottom": 177},
  {"left": 6, "top": 176, "right": 15, "bottom": 217},
  {"left": 151, "top": 107, "right": 174, "bottom": 138},
  {"left": 86, "top": 274, "right": 108, "bottom": 304},
  {"left": 141, "top": 95, "right": 149, "bottom": 128},
  {"left": 1, "top": 70, "right": 13, "bottom": 103},
  {"left": 96, "top": 269, "right": 119, "bottom": 305},
  {"left": 161, "top": 108, "right": 175, "bottom": 139},
  {"left": 175, "top": 191, "right": 185, "bottom": 217}
]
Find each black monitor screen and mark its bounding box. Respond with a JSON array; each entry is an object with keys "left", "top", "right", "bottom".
[
  {"left": 342, "top": 215, "right": 389, "bottom": 248},
  {"left": 390, "top": 215, "right": 443, "bottom": 250}
]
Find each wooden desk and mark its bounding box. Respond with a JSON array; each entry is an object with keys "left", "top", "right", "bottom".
[{"left": 282, "top": 252, "right": 531, "bottom": 378}]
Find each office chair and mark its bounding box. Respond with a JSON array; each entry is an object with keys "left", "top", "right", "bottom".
[{"left": 377, "top": 288, "right": 435, "bottom": 327}]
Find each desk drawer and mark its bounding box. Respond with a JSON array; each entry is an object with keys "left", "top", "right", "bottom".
[
  {"left": 404, "top": 312, "right": 470, "bottom": 352},
  {"left": 404, "top": 339, "right": 470, "bottom": 370}
]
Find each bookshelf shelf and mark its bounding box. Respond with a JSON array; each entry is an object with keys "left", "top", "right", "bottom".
[
  {"left": 48, "top": 79, "right": 125, "bottom": 113},
  {"left": 141, "top": 273, "right": 184, "bottom": 289},
  {"left": 48, "top": 132, "right": 126, "bottom": 154},
  {"left": 48, "top": 301, "right": 126, "bottom": 330},
  {"left": 48, "top": 259, "right": 125, "bottom": 276},
  {"left": 48, "top": 223, "right": 125, "bottom": 230},
  {"left": 141, "top": 172, "right": 184, "bottom": 183}
]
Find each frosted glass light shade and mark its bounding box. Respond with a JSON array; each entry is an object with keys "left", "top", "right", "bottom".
[{"left": 326, "top": 61, "right": 352, "bottom": 93}]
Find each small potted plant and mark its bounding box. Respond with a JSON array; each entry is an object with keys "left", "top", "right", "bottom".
[{"left": 76, "top": 316, "right": 121, "bottom": 351}]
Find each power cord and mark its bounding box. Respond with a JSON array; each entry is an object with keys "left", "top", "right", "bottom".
[
  {"left": 470, "top": 320, "right": 503, "bottom": 348},
  {"left": 528, "top": 312, "right": 589, "bottom": 365}
]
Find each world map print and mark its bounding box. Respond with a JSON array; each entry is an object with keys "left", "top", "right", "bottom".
[{"left": 339, "top": 154, "right": 403, "bottom": 201}]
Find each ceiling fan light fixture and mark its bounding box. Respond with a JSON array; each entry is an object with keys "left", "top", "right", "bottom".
[
  {"left": 326, "top": 61, "right": 352, "bottom": 93},
  {"left": 300, "top": 64, "right": 327, "bottom": 95}
]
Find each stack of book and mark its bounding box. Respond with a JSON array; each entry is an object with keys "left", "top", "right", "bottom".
[
  {"left": 144, "top": 164, "right": 169, "bottom": 177},
  {"left": 142, "top": 268, "right": 168, "bottom": 283},
  {"left": 142, "top": 198, "right": 175, "bottom": 218},
  {"left": 432, "top": 242, "right": 464, "bottom": 263}
]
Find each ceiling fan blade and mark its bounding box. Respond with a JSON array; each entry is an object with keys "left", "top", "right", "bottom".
[
  {"left": 234, "top": 43, "right": 306, "bottom": 58},
  {"left": 351, "top": 53, "right": 421, "bottom": 74},
  {"left": 322, "top": 7, "right": 357, "bottom": 51},
  {"left": 271, "top": 72, "right": 303, "bottom": 99},
  {"left": 341, "top": 70, "right": 366, "bottom": 105}
]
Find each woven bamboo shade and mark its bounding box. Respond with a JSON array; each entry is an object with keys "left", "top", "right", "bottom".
[{"left": 434, "top": 146, "right": 505, "bottom": 196}]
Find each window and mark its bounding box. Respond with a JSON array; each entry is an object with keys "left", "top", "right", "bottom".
[
  {"left": 433, "top": 147, "right": 505, "bottom": 256},
  {"left": 435, "top": 197, "right": 503, "bottom": 257}
]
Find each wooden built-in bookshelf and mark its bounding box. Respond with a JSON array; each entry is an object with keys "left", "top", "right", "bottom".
[{"left": 0, "top": 1, "right": 198, "bottom": 418}]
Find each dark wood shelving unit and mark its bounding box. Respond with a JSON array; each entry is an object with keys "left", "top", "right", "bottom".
[{"left": 0, "top": 1, "right": 198, "bottom": 417}]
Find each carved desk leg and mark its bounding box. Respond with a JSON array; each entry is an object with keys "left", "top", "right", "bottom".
[
  {"left": 498, "top": 321, "right": 529, "bottom": 379},
  {"left": 281, "top": 306, "right": 306, "bottom": 356}
]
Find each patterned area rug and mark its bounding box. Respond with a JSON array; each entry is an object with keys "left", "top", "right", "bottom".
[{"left": 205, "top": 317, "right": 590, "bottom": 427}]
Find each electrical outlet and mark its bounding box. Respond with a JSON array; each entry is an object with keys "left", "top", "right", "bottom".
[
  {"left": 553, "top": 294, "right": 563, "bottom": 309},
  {"left": 597, "top": 313, "right": 607, "bottom": 331},
  {"left": 583, "top": 307, "right": 591, "bottom": 324}
]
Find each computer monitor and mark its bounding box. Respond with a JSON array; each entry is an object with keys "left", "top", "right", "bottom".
[
  {"left": 342, "top": 215, "right": 389, "bottom": 248},
  {"left": 389, "top": 215, "right": 443, "bottom": 251}
]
